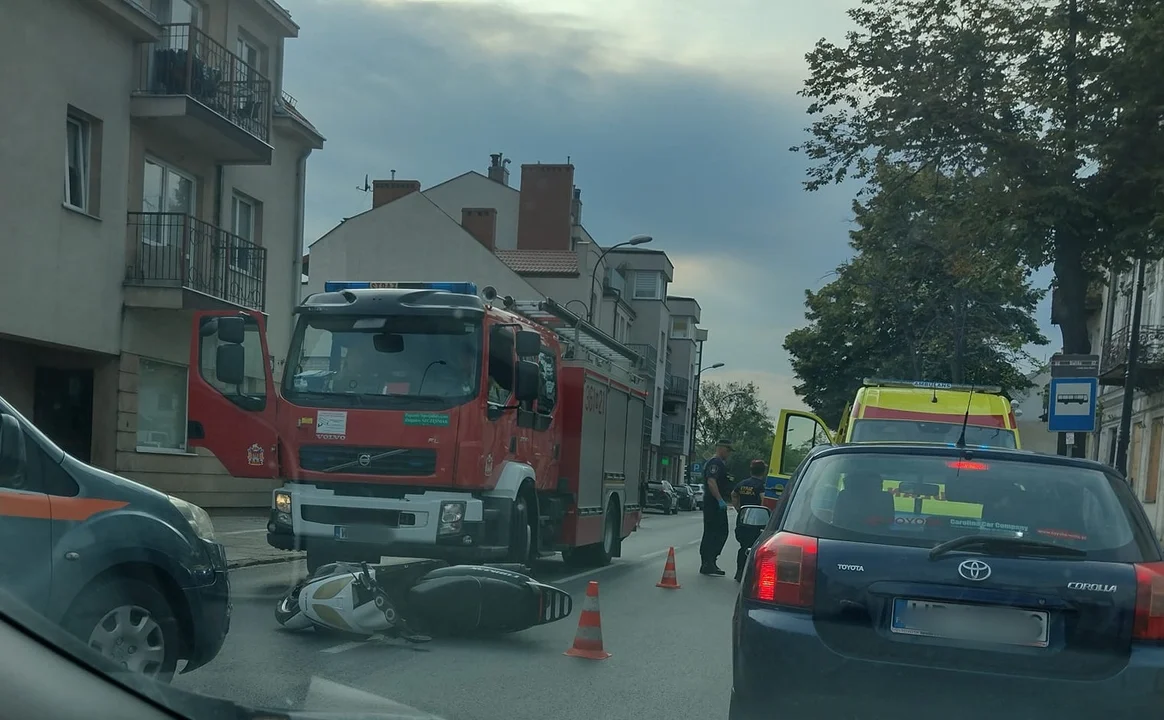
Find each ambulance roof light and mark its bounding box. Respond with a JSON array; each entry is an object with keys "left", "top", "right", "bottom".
[
  {"left": 863, "top": 378, "right": 1003, "bottom": 394},
  {"left": 323, "top": 281, "right": 479, "bottom": 295}
]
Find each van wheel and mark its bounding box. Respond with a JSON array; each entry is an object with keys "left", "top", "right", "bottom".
[{"left": 64, "top": 578, "right": 181, "bottom": 682}]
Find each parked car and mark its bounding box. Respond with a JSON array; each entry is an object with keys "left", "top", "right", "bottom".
[
  {"left": 690, "top": 483, "right": 705, "bottom": 509},
  {"left": 0, "top": 394, "right": 231, "bottom": 682},
  {"left": 673, "top": 484, "right": 696, "bottom": 511},
  {"left": 732, "top": 442, "right": 1164, "bottom": 719},
  {"left": 645, "top": 480, "right": 679, "bottom": 514}
]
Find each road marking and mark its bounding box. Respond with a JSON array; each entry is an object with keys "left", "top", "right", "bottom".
[
  {"left": 321, "top": 641, "right": 364, "bottom": 654},
  {"left": 639, "top": 548, "right": 671, "bottom": 560},
  {"left": 220, "top": 528, "right": 268, "bottom": 536}
]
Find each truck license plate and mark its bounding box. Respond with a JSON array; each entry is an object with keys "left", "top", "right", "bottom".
[
  {"left": 334, "top": 526, "right": 347, "bottom": 540},
  {"left": 891, "top": 598, "right": 1049, "bottom": 647}
]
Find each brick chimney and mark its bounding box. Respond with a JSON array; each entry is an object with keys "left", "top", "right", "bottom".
[
  {"left": 488, "top": 153, "right": 510, "bottom": 186},
  {"left": 461, "top": 208, "right": 497, "bottom": 251},
  {"left": 516, "top": 163, "right": 575, "bottom": 250},
  {"left": 372, "top": 179, "right": 421, "bottom": 208}
]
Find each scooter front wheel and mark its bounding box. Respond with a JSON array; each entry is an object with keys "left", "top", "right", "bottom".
[{"left": 275, "top": 596, "right": 313, "bottom": 631}]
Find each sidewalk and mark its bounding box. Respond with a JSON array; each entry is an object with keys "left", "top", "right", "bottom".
[{"left": 209, "top": 509, "right": 304, "bottom": 569}]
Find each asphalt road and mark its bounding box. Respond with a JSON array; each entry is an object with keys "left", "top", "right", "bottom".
[{"left": 176, "top": 510, "right": 740, "bottom": 719}]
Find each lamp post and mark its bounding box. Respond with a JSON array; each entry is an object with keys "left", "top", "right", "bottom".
[
  {"left": 588, "top": 234, "right": 653, "bottom": 325},
  {"left": 563, "top": 299, "right": 588, "bottom": 319},
  {"left": 690, "top": 361, "right": 725, "bottom": 458}
]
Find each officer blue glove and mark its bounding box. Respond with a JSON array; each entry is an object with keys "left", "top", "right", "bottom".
[{"left": 718, "top": 499, "right": 727, "bottom": 510}]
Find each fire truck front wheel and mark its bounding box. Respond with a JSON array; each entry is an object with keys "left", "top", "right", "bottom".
[{"left": 506, "top": 493, "right": 535, "bottom": 566}]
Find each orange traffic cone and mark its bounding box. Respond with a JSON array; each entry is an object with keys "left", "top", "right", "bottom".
[
  {"left": 656, "top": 546, "right": 681, "bottom": 589},
  {"left": 564, "top": 581, "right": 611, "bottom": 660}
]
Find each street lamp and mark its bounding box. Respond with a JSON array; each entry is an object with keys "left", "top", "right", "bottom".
[
  {"left": 587, "top": 234, "right": 653, "bottom": 324},
  {"left": 690, "top": 362, "right": 725, "bottom": 458}
]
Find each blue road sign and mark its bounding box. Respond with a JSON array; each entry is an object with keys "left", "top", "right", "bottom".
[
  {"left": 1047, "top": 377, "right": 1099, "bottom": 433},
  {"left": 690, "top": 462, "right": 704, "bottom": 476}
]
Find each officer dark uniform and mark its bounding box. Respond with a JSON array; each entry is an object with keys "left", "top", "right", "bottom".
[
  {"left": 732, "top": 459, "right": 769, "bottom": 581},
  {"left": 699, "top": 439, "right": 734, "bottom": 576}
]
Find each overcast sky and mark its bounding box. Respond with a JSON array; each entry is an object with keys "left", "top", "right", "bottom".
[{"left": 284, "top": 0, "right": 1057, "bottom": 416}]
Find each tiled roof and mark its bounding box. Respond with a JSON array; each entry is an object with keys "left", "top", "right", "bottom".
[{"left": 495, "top": 250, "right": 579, "bottom": 276}]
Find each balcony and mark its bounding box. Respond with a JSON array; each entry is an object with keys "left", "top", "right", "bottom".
[
  {"left": 626, "top": 343, "right": 658, "bottom": 378},
  {"left": 132, "top": 24, "right": 273, "bottom": 164},
  {"left": 1100, "top": 325, "right": 1164, "bottom": 390},
  {"left": 660, "top": 421, "right": 686, "bottom": 449},
  {"left": 664, "top": 374, "right": 689, "bottom": 401},
  {"left": 124, "top": 212, "right": 267, "bottom": 312}
]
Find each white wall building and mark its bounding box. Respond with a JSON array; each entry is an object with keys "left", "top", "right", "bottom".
[{"left": 0, "top": 0, "right": 324, "bottom": 507}]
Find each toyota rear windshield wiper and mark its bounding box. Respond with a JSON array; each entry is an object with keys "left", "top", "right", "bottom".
[{"left": 929, "top": 533, "right": 1087, "bottom": 561}]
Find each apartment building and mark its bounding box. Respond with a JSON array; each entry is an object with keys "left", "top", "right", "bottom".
[
  {"left": 1087, "top": 263, "right": 1164, "bottom": 536},
  {"left": 304, "top": 155, "right": 708, "bottom": 485},
  {"left": 0, "top": 0, "right": 324, "bottom": 507}
]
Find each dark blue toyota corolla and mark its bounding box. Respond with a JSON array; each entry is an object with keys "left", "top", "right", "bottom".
[{"left": 731, "top": 443, "right": 1164, "bottom": 720}]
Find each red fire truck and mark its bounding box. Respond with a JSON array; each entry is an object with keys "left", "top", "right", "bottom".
[{"left": 186, "top": 281, "right": 648, "bottom": 571}]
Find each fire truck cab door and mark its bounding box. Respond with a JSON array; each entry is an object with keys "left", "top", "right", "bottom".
[{"left": 187, "top": 311, "right": 279, "bottom": 478}]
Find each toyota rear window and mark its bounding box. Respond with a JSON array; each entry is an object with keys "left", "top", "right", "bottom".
[{"left": 780, "top": 452, "right": 1156, "bottom": 562}]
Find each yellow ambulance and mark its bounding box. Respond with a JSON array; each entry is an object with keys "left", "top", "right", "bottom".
[{"left": 761, "top": 379, "right": 1021, "bottom": 510}]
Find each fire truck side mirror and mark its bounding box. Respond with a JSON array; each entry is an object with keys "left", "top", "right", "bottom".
[
  {"left": 514, "top": 360, "right": 540, "bottom": 403},
  {"left": 515, "top": 330, "right": 541, "bottom": 358},
  {"left": 217, "top": 316, "right": 246, "bottom": 345},
  {"left": 215, "top": 344, "right": 246, "bottom": 386}
]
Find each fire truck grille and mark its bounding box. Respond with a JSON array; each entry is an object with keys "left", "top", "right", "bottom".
[{"left": 299, "top": 446, "right": 437, "bottom": 476}]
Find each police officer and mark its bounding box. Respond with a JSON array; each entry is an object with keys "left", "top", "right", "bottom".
[
  {"left": 731, "top": 459, "right": 769, "bottom": 581},
  {"left": 699, "top": 440, "right": 734, "bottom": 576}
]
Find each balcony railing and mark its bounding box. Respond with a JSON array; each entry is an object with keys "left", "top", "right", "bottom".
[
  {"left": 661, "top": 422, "right": 686, "bottom": 446},
  {"left": 664, "top": 374, "right": 689, "bottom": 399},
  {"left": 625, "top": 343, "right": 658, "bottom": 377},
  {"left": 125, "top": 212, "right": 267, "bottom": 310},
  {"left": 1100, "top": 325, "right": 1164, "bottom": 388},
  {"left": 136, "top": 24, "right": 272, "bottom": 142}
]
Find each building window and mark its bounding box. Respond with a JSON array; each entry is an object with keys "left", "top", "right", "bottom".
[
  {"left": 136, "top": 359, "right": 188, "bottom": 452},
  {"left": 671, "top": 316, "right": 692, "bottom": 339},
  {"left": 231, "top": 193, "right": 262, "bottom": 275},
  {"left": 64, "top": 116, "right": 91, "bottom": 211},
  {"left": 142, "top": 157, "right": 196, "bottom": 246},
  {"left": 633, "top": 271, "right": 663, "bottom": 300}
]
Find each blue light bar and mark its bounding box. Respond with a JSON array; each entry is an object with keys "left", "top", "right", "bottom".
[{"left": 323, "top": 281, "right": 479, "bottom": 295}]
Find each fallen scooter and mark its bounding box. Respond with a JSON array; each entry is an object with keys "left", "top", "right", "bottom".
[{"left": 275, "top": 559, "right": 574, "bottom": 641}]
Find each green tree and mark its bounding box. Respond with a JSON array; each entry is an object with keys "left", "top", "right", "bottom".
[
  {"left": 794, "top": 0, "right": 1157, "bottom": 355},
  {"left": 784, "top": 164, "right": 1047, "bottom": 423},
  {"left": 695, "top": 381, "right": 775, "bottom": 481}
]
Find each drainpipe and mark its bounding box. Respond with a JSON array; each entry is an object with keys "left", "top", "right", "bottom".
[
  {"left": 291, "top": 149, "right": 310, "bottom": 306},
  {"left": 214, "top": 165, "right": 224, "bottom": 225}
]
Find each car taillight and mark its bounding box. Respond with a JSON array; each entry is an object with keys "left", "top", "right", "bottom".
[
  {"left": 748, "top": 532, "right": 817, "bottom": 608},
  {"left": 1133, "top": 562, "right": 1164, "bottom": 641}
]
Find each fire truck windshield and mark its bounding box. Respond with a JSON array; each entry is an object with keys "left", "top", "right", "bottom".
[{"left": 284, "top": 314, "right": 483, "bottom": 409}]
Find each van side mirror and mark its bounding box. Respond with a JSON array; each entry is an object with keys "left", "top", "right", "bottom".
[
  {"left": 515, "top": 330, "right": 541, "bottom": 358},
  {"left": 216, "top": 344, "right": 246, "bottom": 386},
  {"left": 738, "top": 505, "right": 771, "bottom": 528},
  {"left": 514, "top": 360, "right": 540, "bottom": 403},
  {"left": 0, "top": 414, "right": 27, "bottom": 480}
]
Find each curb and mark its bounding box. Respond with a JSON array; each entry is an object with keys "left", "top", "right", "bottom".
[{"left": 228, "top": 554, "right": 305, "bottom": 570}]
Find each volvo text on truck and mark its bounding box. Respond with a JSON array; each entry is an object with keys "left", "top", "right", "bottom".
[{"left": 185, "top": 281, "right": 648, "bottom": 571}]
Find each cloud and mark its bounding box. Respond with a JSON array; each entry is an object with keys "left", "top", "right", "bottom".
[{"left": 280, "top": 0, "right": 871, "bottom": 417}]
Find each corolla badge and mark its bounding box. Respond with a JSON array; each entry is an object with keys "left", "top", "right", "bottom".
[{"left": 957, "top": 559, "right": 992, "bottom": 581}]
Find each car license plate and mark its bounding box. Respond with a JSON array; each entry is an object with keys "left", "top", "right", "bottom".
[{"left": 891, "top": 598, "right": 1049, "bottom": 648}]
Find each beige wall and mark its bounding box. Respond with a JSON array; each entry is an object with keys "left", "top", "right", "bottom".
[
  {"left": 308, "top": 192, "right": 543, "bottom": 299},
  {"left": 0, "top": 0, "right": 134, "bottom": 355},
  {"left": 423, "top": 173, "right": 521, "bottom": 250}
]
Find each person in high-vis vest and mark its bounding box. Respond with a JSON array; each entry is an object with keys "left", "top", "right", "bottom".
[{"left": 731, "top": 459, "right": 768, "bottom": 582}]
